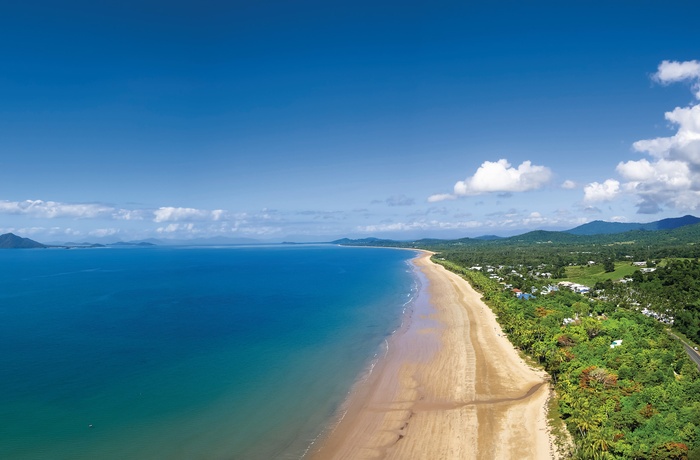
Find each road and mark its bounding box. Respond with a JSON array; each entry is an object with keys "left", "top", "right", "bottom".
[
  {"left": 669, "top": 331, "right": 700, "bottom": 370},
  {"left": 682, "top": 342, "right": 700, "bottom": 369}
]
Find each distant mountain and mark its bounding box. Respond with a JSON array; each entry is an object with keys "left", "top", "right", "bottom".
[
  {"left": 566, "top": 215, "right": 700, "bottom": 236},
  {"left": 0, "top": 233, "right": 46, "bottom": 249},
  {"left": 474, "top": 234, "right": 504, "bottom": 241},
  {"left": 506, "top": 230, "right": 584, "bottom": 244},
  {"left": 331, "top": 237, "right": 382, "bottom": 245}
]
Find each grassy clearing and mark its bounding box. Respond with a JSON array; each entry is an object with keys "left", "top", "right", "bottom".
[
  {"left": 657, "top": 257, "right": 694, "bottom": 267},
  {"left": 563, "top": 262, "right": 639, "bottom": 286}
]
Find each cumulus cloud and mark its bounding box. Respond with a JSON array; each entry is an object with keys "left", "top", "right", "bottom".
[
  {"left": 429, "top": 159, "right": 552, "bottom": 202},
  {"left": 153, "top": 207, "right": 226, "bottom": 223},
  {"left": 583, "top": 60, "right": 700, "bottom": 214},
  {"left": 653, "top": 60, "right": 700, "bottom": 98},
  {"left": 617, "top": 158, "right": 691, "bottom": 189},
  {"left": 561, "top": 180, "right": 577, "bottom": 189},
  {"left": 632, "top": 105, "right": 700, "bottom": 162},
  {"left": 583, "top": 179, "right": 620, "bottom": 202}
]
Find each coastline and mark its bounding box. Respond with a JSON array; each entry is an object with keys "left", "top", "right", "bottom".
[{"left": 310, "top": 250, "right": 554, "bottom": 459}]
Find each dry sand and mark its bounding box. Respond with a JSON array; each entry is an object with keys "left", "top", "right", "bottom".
[{"left": 310, "top": 250, "right": 554, "bottom": 460}]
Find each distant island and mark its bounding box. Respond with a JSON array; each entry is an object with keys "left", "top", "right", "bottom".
[
  {"left": 0, "top": 233, "right": 156, "bottom": 249},
  {"left": 0, "top": 233, "right": 46, "bottom": 249}
]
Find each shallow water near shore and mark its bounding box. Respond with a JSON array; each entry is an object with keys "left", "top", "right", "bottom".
[{"left": 0, "top": 245, "right": 417, "bottom": 459}]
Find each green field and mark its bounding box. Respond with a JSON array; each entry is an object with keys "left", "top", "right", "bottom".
[{"left": 563, "top": 262, "right": 640, "bottom": 286}]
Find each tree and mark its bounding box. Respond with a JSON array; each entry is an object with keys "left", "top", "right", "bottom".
[{"left": 604, "top": 259, "right": 615, "bottom": 273}]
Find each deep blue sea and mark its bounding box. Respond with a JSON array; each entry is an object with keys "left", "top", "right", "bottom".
[{"left": 0, "top": 245, "right": 417, "bottom": 459}]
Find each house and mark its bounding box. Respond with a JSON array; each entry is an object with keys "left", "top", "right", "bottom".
[
  {"left": 541, "top": 284, "right": 559, "bottom": 295},
  {"left": 517, "top": 292, "right": 536, "bottom": 300},
  {"left": 557, "top": 281, "right": 590, "bottom": 294},
  {"left": 633, "top": 261, "right": 647, "bottom": 267},
  {"left": 610, "top": 339, "right": 623, "bottom": 348}
]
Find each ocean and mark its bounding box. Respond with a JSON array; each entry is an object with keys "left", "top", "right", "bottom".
[{"left": 0, "top": 244, "right": 418, "bottom": 459}]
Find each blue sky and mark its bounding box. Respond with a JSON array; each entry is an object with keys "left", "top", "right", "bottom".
[{"left": 2, "top": 1, "right": 700, "bottom": 242}]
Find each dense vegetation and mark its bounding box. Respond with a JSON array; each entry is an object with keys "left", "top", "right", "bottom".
[{"left": 627, "top": 259, "right": 700, "bottom": 344}]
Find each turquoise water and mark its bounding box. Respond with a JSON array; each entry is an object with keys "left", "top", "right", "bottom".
[{"left": 0, "top": 245, "right": 417, "bottom": 459}]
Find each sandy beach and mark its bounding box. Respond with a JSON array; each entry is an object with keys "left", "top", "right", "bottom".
[{"left": 311, "top": 250, "right": 554, "bottom": 460}]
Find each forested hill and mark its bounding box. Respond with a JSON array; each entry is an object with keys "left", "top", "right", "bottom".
[
  {"left": 0, "top": 233, "right": 46, "bottom": 249},
  {"left": 566, "top": 214, "right": 700, "bottom": 235},
  {"left": 334, "top": 222, "right": 700, "bottom": 256}
]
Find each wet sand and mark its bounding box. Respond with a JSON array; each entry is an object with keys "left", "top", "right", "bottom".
[{"left": 310, "top": 251, "right": 554, "bottom": 459}]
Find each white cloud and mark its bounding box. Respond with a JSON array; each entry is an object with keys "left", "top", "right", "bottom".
[
  {"left": 0, "top": 200, "right": 113, "bottom": 219},
  {"left": 653, "top": 59, "right": 700, "bottom": 98},
  {"left": 561, "top": 180, "right": 577, "bottom": 189},
  {"left": 624, "top": 61, "right": 700, "bottom": 212},
  {"left": 357, "top": 220, "right": 484, "bottom": 233},
  {"left": 156, "top": 223, "right": 196, "bottom": 234},
  {"left": 428, "top": 193, "right": 457, "bottom": 203},
  {"left": 455, "top": 159, "right": 552, "bottom": 195},
  {"left": 356, "top": 210, "right": 583, "bottom": 235},
  {"left": 609, "top": 216, "right": 629, "bottom": 223},
  {"left": 632, "top": 105, "right": 700, "bottom": 161},
  {"left": 427, "top": 193, "right": 457, "bottom": 203},
  {"left": 584, "top": 60, "right": 700, "bottom": 214},
  {"left": 429, "top": 159, "right": 552, "bottom": 203},
  {"left": 153, "top": 207, "right": 226, "bottom": 223},
  {"left": 583, "top": 179, "right": 620, "bottom": 202},
  {"left": 0, "top": 198, "right": 298, "bottom": 240},
  {"left": 89, "top": 228, "right": 120, "bottom": 237},
  {"left": 113, "top": 209, "right": 146, "bottom": 220},
  {"left": 617, "top": 158, "right": 691, "bottom": 190}
]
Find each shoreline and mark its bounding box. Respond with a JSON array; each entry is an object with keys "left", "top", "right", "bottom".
[{"left": 310, "top": 250, "right": 555, "bottom": 459}]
